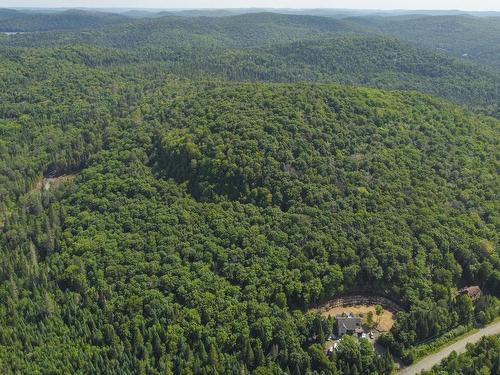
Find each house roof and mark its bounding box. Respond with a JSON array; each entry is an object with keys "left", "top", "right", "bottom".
[
  {"left": 336, "top": 316, "right": 361, "bottom": 331},
  {"left": 457, "top": 286, "right": 481, "bottom": 300}
]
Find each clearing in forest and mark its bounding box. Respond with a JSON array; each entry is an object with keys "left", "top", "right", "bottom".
[
  {"left": 320, "top": 304, "right": 395, "bottom": 332},
  {"left": 30, "top": 174, "right": 77, "bottom": 193}
]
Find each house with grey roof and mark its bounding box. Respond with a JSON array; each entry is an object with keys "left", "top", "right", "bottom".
[{"left": 336, "top": 314, "right": 362, "bottom": 336}]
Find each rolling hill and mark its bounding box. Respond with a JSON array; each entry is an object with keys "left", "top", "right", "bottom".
[
  {"left": 0, "top": 8, "right": 499, "bottom": 375},
  {"left": 349, "top": 15, "right": 500, "bottom": 69},
  {"left": 0, "top": 9, "right": 128, "bottom": 32},
  {"left": 1, "top": 13, "right": 499, "bottom": 115}
]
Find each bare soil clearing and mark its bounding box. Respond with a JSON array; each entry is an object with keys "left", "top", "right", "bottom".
[
  {"left": 1, "top": 174, "right": 77, "bottom": 229},
  {"left": 30, "top": 174, "right": 77, "bottom": 193}
]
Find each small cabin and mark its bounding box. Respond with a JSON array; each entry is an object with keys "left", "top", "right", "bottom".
[{"left": 456, "top": 286, "right": 481, "bottom": 301}]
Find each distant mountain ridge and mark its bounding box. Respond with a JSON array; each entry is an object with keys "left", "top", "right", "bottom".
[
  {"left": 2, "top": 9, "right": 498, "bottom": 69},
  {"left": 0, "top": 8, "right": 128, "bottom": 31},
  {"left": 1, "top": 12, "right": 498, "bottom": 115},
  {"left": 348, "top": 15, "right": 500, "bottom": 69},
  {"left": 4, "top": 7, "right": 500, "bottom": 18}
]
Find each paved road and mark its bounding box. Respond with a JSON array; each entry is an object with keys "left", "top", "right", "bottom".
[{"left": 399, "top": 321, "right": 500, "bottom": 374}]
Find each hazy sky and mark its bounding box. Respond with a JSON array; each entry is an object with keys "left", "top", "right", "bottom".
[{"left": 3, "top": 1, "right": 500, "bottom": 11}]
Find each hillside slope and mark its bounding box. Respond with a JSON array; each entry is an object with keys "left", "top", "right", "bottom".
[
  {"left": 0, "top": 9, "right": 128, "bottom": 32},
  {"left": 2, "top": 16, "right": 499, "bottom": 115},
  {"left": 0, "top": 13, "right": 367, "bottom": 48},
  {"left": 1, "top": 75, "right": 498, "bottom": 373},
  {"left": 350, "top": 15, "right": 500, "bottom": 69},
  {"left": 206, "top": 37, "right": 500, "bottom": 113},
  {"left": 1, "top": 9, "right": 499, "bottom": 374}
]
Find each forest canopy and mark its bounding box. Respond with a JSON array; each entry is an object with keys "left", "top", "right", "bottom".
[{"left": 0, "top": 8, "right": 499, "bottom": 375}]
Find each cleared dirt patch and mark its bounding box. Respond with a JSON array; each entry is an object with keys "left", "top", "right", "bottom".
[
  {"left": 30, "top": 174, "right": 77, "bottom": 193},
  {"left": 320, "top": 304, "right": 395, "bottom": 332}
]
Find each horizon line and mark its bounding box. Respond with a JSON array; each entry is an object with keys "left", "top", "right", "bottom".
[{"left": 4, "top": 7, "right": 500, "bottom": 12}]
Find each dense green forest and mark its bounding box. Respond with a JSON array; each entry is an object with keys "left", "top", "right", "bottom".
[
  {"left": 0, "top": 8, "right": 499, "bottom": 375},
  {"left": 0, "top": 9, "right": 127, "bottom": 32},
  {"left": 2, "top": 13, "right": 499, "bottom": 116},
  {"left": 421, "top": 334, "right": 500, "bottom": 374},
  {"left": 349, "top": 15, "right": 500, "bottom": 69}
]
